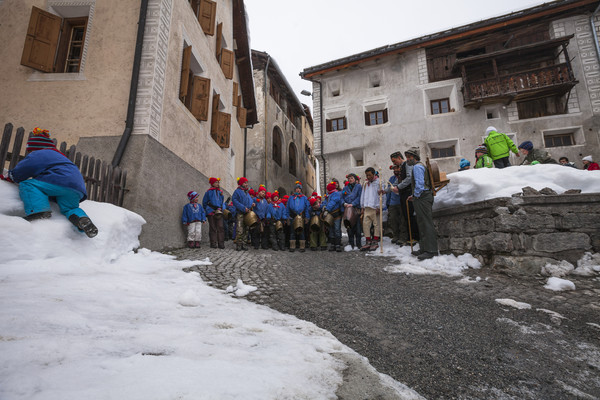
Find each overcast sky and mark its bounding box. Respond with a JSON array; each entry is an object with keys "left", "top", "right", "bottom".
[{"left": 244, "top": 0, "right": 550, "bottom": 108}]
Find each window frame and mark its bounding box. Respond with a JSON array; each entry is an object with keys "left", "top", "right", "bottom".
[
  {"left": 431, "top": 146, "right": 456, "bottom": 159},
  {"left": 326, "top": 116, "right": 347, "bottom": 132},
  {"left": 544, "top": 133, "right": 574, "bottom": 148},
  {"left": 430, "top": 98, "right": 450, "bottom": 115},
  {"left": 364, "top": 109, "right": 388, "bottom": 126}
]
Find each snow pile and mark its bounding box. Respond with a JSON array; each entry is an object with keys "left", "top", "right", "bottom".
[
  {"left": 544, "top": 277, "right": 577, "bottom": 291},
  {"left": 226, "top": 278, "right": 258, "bottom": 297},
  {"left": 371, "top": 238, "right": 481, "bottom": 276},
  {"left": 542, "top": 260, "right": 574, "bottom": 277},
  {"left": 434, "top": 164, "right": 600, "bottom": 209},
  {"left": 573, "top": 252, "right": 600, "bottom": 276},
  {"left": 495, "top": 299, "right": 532, "bottom": 310},
  {"left": 0, "top": 181, "right": 420, "bottom": 400}
]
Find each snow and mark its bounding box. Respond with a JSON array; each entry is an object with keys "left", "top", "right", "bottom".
[
  {"left": 495, "top": 299, "right": 532, "bottom": 310},
  {"left": 434, "top": 164, "right": 600, "bottom": 209},
  {"left": 544, "top": 277, "right": 577, "bottom": 291},
  {"left": 0, "top": 181, "right": 421, "bottom": 400},
  {"left": 226, "top": 278, "right": 258, "bottom": 297}
]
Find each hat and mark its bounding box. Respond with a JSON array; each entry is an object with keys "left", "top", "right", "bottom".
[
  {"left": 272, "top": 190, "right": 279, "bottom": 198},
  {"left": 258, "top": 185, "right": 266, "bottom": 193},
  {"left": 390, "top": 151, "right": 403, "bottom": 159},
  {"left": 249, "top": 188, "right": 256, "bottom": 196},
  {"left": 209, "top": 177, "right": 220, "bottom": 185},
  {"left": 283, "top": 195, "right": 289, "bottom": 199},
  {"left": 459, "top": 158, "right": 470, "bottom": 169},
  {"left": 485, "top": 126, "right": 497, "bottom": 135},
  {"left": 518, "top": 141, "right": 533, "bottom": 151},
  {"left": 294, "top": 180, "right": 302, "bottom": 189},
  {"left": 187, "top": 191, "right": 199, "bottom": 201},
  {"left": 582, "top": 155, "right": 593, "bottom": 162},
  {"left": 237, "top": 177, "right": 248, "bottom": 185},
  {"left": 326, "top": 182, "right": 337, "bottom": 193},
  {"left": 475, "top": 145, "right": 488, "bottom": 154},
  {"left": 309, "top": 197, "right": 319, "bottom": 206},
  {"left": 404, "top": 147, "right": 420, "bottom": 160},
  {"left": 26, "top": 127, "right": 56, "bottom": 152},
  {"left": 311, "top": 191, "right": 318, "bottom": 197},
  {"left": 266, "top": 192, "right": 272, "bottom": 198}
]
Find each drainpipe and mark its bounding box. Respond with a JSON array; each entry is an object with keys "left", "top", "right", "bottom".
[
  {"left": 263, "top": 55, "right": 271, "bottom": 186},
  {"left": 591, "top": 3, "right": 600, "bottom": 65},
  {"left": 112, "top": 0, "right": 148, "bottom": 167},
  {"left": 243, "top": 127, "right": 247, "bottom": 177}
]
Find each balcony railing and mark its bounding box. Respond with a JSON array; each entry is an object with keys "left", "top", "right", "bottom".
[{"left": 463, "top": 63, "right": 576, "bottom": 106}]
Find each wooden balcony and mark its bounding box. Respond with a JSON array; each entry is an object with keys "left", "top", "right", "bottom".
[{"left": 463, "top": 63, "right": 577, "bottom": 108}]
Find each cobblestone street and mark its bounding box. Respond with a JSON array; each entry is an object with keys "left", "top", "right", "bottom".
[{"left": 171, "top": 243, "right": 600, "bottom": 399}]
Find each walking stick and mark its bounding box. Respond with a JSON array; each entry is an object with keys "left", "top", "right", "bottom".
[
  {"left": 378, "top": 168, "right": 383, "bottom": 253},
  {"left": 406, "top": 197, "right": 413, "bottom": 253}
]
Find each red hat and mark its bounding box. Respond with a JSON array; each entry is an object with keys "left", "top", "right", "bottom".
[
  {"left": 209, "top": 177, "right": 220, "bottom": 185},
  {"left": 272, "top": 190, "right": 279, "bottom": 198},
  {"left": 237, "top": 177, "right": 248, "bottom": 185},
  {"left": 266, "top": 192, "right": 272, "bottom": 198},
  {"left": 27, "top": 128, "right": 56, "bottom": 152},
  {"left": 281, "top": 198, "right": 288, "bottom": 205},
  {"left": 312, "top": 191, "right": 318, "bottom": 197},
  {"left": 258, "top": 185, "right": 266, "bottom": 193},
  {"left": 187, "top": 191, "right": 199, "bottom": 201},
  {"left": 309, "top": 197, "right": 319, "bottom": 206},
  {"left": 326, "top": 182, "right": 337, "bottom": 193},
  {"left": 249, "top": 189, "right": 256, "bottom": 196}
]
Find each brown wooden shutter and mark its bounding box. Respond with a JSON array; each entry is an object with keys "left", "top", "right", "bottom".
[
  {"left": 325, "top": 119, "right": 332, "bottom": 132},
  {"left": 232, "top": 82, "right": 239, "bottom": 106},
  {"left": 190, "top": 0, "right": 200, "bottom": 16},
  {"left": 215, "top": 22, "right": 223, "bottom": 60},
  {"left": 210, "top": 93, "right": 220, "bottom": 142},
  {"left": 382, "top": 109, "right": 388, "bottom": 124},
  {"left": 342, "top": 116, "right": 348, "bottom": 130},
  {"left": 237, "top": 106, "right": 247, "bottom": 127},
  {"left": 191, "top": 76, "right": 210, "bottom": 121},
  {"left": 220, "top": 49, "right": 234, "bottom": 80},
  {"left": 179, "top": 45, "right": 192, "bottom": 99},
  {"left": 21, "top": 6, "right": 62, "bottom": 72},
  {"left": 199, "top": 0, "right": 216, "bottom": 36},
  {"left": 364, "top": 112, "right": 370, "bottom": 126},
  {"left": 217, "top": 112, "right": 231, "bottom": 148},
  {"left": 237, "top": 95, "right": 242, "bottom": 108}
]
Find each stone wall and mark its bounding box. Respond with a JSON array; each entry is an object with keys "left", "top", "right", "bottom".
[{"left": 433, "top": 193, "right": 600, "bottom": 274}]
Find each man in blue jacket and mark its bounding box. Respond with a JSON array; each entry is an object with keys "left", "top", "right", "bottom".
[
  {"left": 232, "top": 177, "right": 254, "bottom": 251},
  {"left": 252, "top": 185, "right": 271, "bottom": 249},
  {"left": 6, "top": 128, "right": 98, "bottom": 238},
  {"left": 386, "top": 162, "right": 407, "bottom": 246},
  {"left": 203, "top": 177, "right": 226, "bottom": 249},
  {"left": 342, "top": 173, "right": 362, "bottom": 249},
  {"left": 325, "top": 181, "right": 343, "bottom": 252},
  {"left": 285, "top": 181, "right": 310, "bottom": 252}
]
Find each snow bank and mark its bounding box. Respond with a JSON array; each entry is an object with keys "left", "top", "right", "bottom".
[
  {"left": 0, "top": 181, "right": 420, "bottom": 400},
  {"left": 434, "top": 164, "right": 600, "bottom": 209},
  {"left": 544, "top": 277, "right": 577, "bottom": 291}
]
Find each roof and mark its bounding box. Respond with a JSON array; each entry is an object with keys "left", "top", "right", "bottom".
[
  {"left": 233, "top": 0, "right": 258, "bottom": 125},
  {"left": 301, "top": 0, "right": 599, "bottom": 79}
]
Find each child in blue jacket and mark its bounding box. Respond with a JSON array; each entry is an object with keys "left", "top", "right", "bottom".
[
  {"left": 342, "top": 173, "right": 362, "bottom": 249},
  {"left": 203, "top": 177, "right": 226, "bottom": 249},
  {"left": 6, "top": 128, "right": 98, "bottom": 238},
  {"left": 232, "top": 177, "right": 253, "bottom": 251},
  {"left": 285, "top": 181, "right": 310, "bottom": 252},
  {"left": 182, "top": 191, "right": 206, "bottom": 248},
  {"left": 268, "top": 191, "right": 285, "bottom": 250},
  {"left": 324, "top": 181, "right": 343, "bottom": 252},
  {"left": 308, "top": 197, "right": 328, "bottom": 251}
]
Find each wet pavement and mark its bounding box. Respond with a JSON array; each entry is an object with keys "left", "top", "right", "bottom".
[{"left": 170, "top": 242, "right": 600, "bottom": 399}]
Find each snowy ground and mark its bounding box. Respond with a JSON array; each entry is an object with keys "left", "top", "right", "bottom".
[{"left": 0, "top": 181, "right": 421, "bottom": 400}]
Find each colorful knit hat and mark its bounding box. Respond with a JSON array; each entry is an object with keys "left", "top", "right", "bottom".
[
  {"left": 187, "top": 191, "right": 199, "bottom": 201},
  {"left": 209, "top": 177, "right": 220, "bottom": 185},
  {"left": 294, "top": 180, "right": 302, "bottom": 189},
  {"left": 258, "top": 185, "right": 266, "bottom": 193},
  {"left": 518, "top": 141, "right": 533, "bottom": 151},
  {"left": 326, "top": 182, "right": 337, "bottom": 193},
  {"left": 272, "top": 190, "right": 279, "bottom": 198},
  {"left": 459, "top": 158, "right": 471, "bottom": 169},
  {"left": 237, "top": 177, "right": 248, "bottom": 185},
  {"left": 26, "top": 127, "right": 56, "bottom": 152},
  {"left": 249, "top": 188, "right": 256, "bottom": 196},
  {"left": 475, "top": 145, "right": 488, "bottom": 154},
  {"left": 309, "top": 197, "right": 319, "bottom": 206}
]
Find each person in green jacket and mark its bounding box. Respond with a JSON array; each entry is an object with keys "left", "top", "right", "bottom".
[
  {"left": 474, "top": 145, "right": 494, "bottom": 169},
  {"left": 483, "top": 126, "right": 519, "bottom": 168},
  {"left": 518, "top": 141, "right": 558, "bottom": 165}
]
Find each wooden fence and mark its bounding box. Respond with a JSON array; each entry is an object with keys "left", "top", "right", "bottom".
[{"left": 0, "top": 123, "right": 127, "bottom": 207}]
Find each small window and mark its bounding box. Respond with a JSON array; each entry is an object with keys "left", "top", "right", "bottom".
[
  {"left": 517, "top": 95, "right": 566, "bottom": 119},
  {"left": 326, "top": 117, "right": 347, "bottom": 132},
  {"left": 272, "top": 127, "right": 282, "bottom": 166},
  {"left": 545, "top": 133, "right": 573, "bottom": 148},
  {"left": 486, "top": 107, "right": 499, "bottom": 120},
  {"left": 331, "top": 89, "right": 340, "bottom": 97},
  {"left": 364, "top": 109, "right": 388, "bottom": 126},
  {"left": 350, "top": 150, "right": 364, "bottom": 167},
  {"left": 179, "top": 45, "right": 210, "bottom": 122},
  {"left": 430, "top": 98, "right": 450, "bottom": 115},
  {"left": 289, "top": 143, "right": 297, "bottom": 176},
  {"left": 431, "top": 146, "right": 455, "bottom": 158}
]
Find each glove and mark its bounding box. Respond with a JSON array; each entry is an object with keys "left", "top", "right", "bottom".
[{"left": 0, "top": 174, "right": 14, "bottom": 183}]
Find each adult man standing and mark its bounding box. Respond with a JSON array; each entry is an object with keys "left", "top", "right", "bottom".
[
  {"left": 405, "top": 147, "right": 438, "bottom": 260},
  {"left": 286, "top": 181, "right": 310, "bottom": 252},
  {"left": 484, "top": 126, "right": 519, "bottom": 168},
  {"left": 390, "top": 151, "right": 417, "bottom": 246},
  {"left": 360, "top": 167, "right": 382, "bottom": 252},
  {"left": 342, "top": 173, "right": 362, "bottom": 249},
  {"left": 232, "top": 177, "right": 253, "bottom": 251},
  {"left": 203, "top": 177, "right": 226, "bottom": 249}
]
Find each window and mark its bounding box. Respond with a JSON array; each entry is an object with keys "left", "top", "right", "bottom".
[
  {"left": 364, "top": 109, "right": 388, "bottom": 126},
  {"left": 289, "top": 143, "right": 297, "bottom": 176},
  {"left": 544, "top": 133, "right": 573, "bottom": 148},
  {"left": 350, "top": 150, "right": 364, "bottom": 167},
  {"left": 327, "top": 80, "right": 341, "bottom": 97},
  {"left": 210, "top": 93, "right": 231, "bottom": 148},
  {"left": 431, "top": 146, "right": 456, "bottom": 158},
  {"left": 215, "top": 23, "right": 234, "bottom": 80},
  {"left": 272, "top": 127, "right": 282, "bottom": 166},
  {"left": 21, "top": 6, "right": 89, "bottom": 73},
  {"left": 326, "top": 117, "right": 347, "bottom": 132},
  {"left": 430, "top": 98, "right": 450, "bottom": 115},
  {"left": 486, "top": 107, "right": 499, "bottom": 120},
  {"left": 179, "top": 45, "right": 210, "bottom": 122},
  {"left": 517, "top": 95, "right": 566, "bottom": 119},
  {"left": 368, "top": 71, "right": 382, "bottom": 88},
  {"left": 542, "top": 127, "right": 582, "bottom": 148}
]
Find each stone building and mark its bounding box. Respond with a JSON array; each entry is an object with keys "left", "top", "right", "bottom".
[
  {"left": 301, "top": 0, "right": 600, "bottom": 193},
  {"left": 246, "top": 50, "right": 316, "bottom": 196},
  {"left": 0, "top": 0, "right": 257, "bottom": 249}
]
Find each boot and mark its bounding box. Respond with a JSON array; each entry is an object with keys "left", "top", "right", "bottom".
[
  {"left": 369, "top": 240, "right": 379, "bottom": 252},
  {"left": 335, "top": 238, "right": 342, "bottom": 252},
  {"left": 195, "top": 241, "right": 201, "bottom": 248},
  {"left": 188, "top": 241, "right": 195, "bottom": 248},
  {"left": 299, "top": 240, "right": 306, "bottom": 253},
  {"left": 24, "top": 211, "right": 52, "bottom": 221},
  {"left": 329, "top": 242, "right": 336, "bottom": 251},
  {"left": 236, "top": 242, "right": 242, "bottom": 251},
  {"left": 68, "top": 215, "right": 98, "bottom": 238},
  {"left": 289, "top": 240, "right": 296, "bottom": 252},
  {"left": 360, "top": 239, "right": 371, "bottom": 251}
]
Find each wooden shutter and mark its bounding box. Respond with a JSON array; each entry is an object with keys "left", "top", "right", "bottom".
[
  {"left": 232, "top": 82, "right": 239, "bottom": 106},
  {"left": 220, "top": 49, "right": 234, "bottom": 80},
  {"left": 199, "top": 0, "right": 216, "bottom": 36},
  {"left": 210, "top": 93, "right": 220, "bottom": 142},
  {"left": 325, "top": 119, "right": 332, "bottom": 132},
  {"left": 216, "top": 112, "right": 231, "bottom": 148},
  {"left": 237, "top": 95, "right": 242, "bottom": 108},
  {"left": 21, "top": 6, "right": 62, "bottom": 72},
  {"left": 342, "top": 116, "right": 348, "bottom": 129},
  {"left": 364, "top": 111, "right": 371, "bottom": 126},
  {"left": 237, "top": 106, "right": 247, "bottom": 127},
  {"left": 215, "top": 22, "right": 223, "bottom": 60},
  {"left": 382, "top": 109, "right": 389, "bottom": 124},
  {"left": 179, "top": 46, "right": 192, "bottom": 99},
  {"left": 190, "top": 76, "right": 210, "bottom": 121}
]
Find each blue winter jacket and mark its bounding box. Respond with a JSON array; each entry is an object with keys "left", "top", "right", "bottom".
[
  {"left": 226, "top": 202, "right": 237, "bottom": 217},
  {"left": 308, "top": 203, "right": 324, "bottom": 218},
  {"left": 286, "top": 194, "right": 310, "bottom": 219},
  {"left": 182, "top": 203, "right": 206, "bottom": 224},
  {"left": 232, "top": 187, "right": 253, "bottom": 214},
  {"left": 386, "top": 176, "right": 402, "bottom": 206},
  {"left": 342, "top": 183, "right": 361, "bottom": 208},
  {"left": 325, "top": 191, "right": 343, "bottom": 215},
  {"left": 9, "top": 149, "right": 87, "bottom": 201},
  {"left": 253, "top": 198, "right": 270, "bottom": 219},
  {"left": 269, "top": 202, "right": 285, "bottom": 220},
  {"left": 203, "top": 188, "right": 225, "bottom": 215}
]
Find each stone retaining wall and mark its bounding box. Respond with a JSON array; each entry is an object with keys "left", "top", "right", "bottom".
[{"left": 433, "top": 193, "right": 600, "bottom": 274}]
